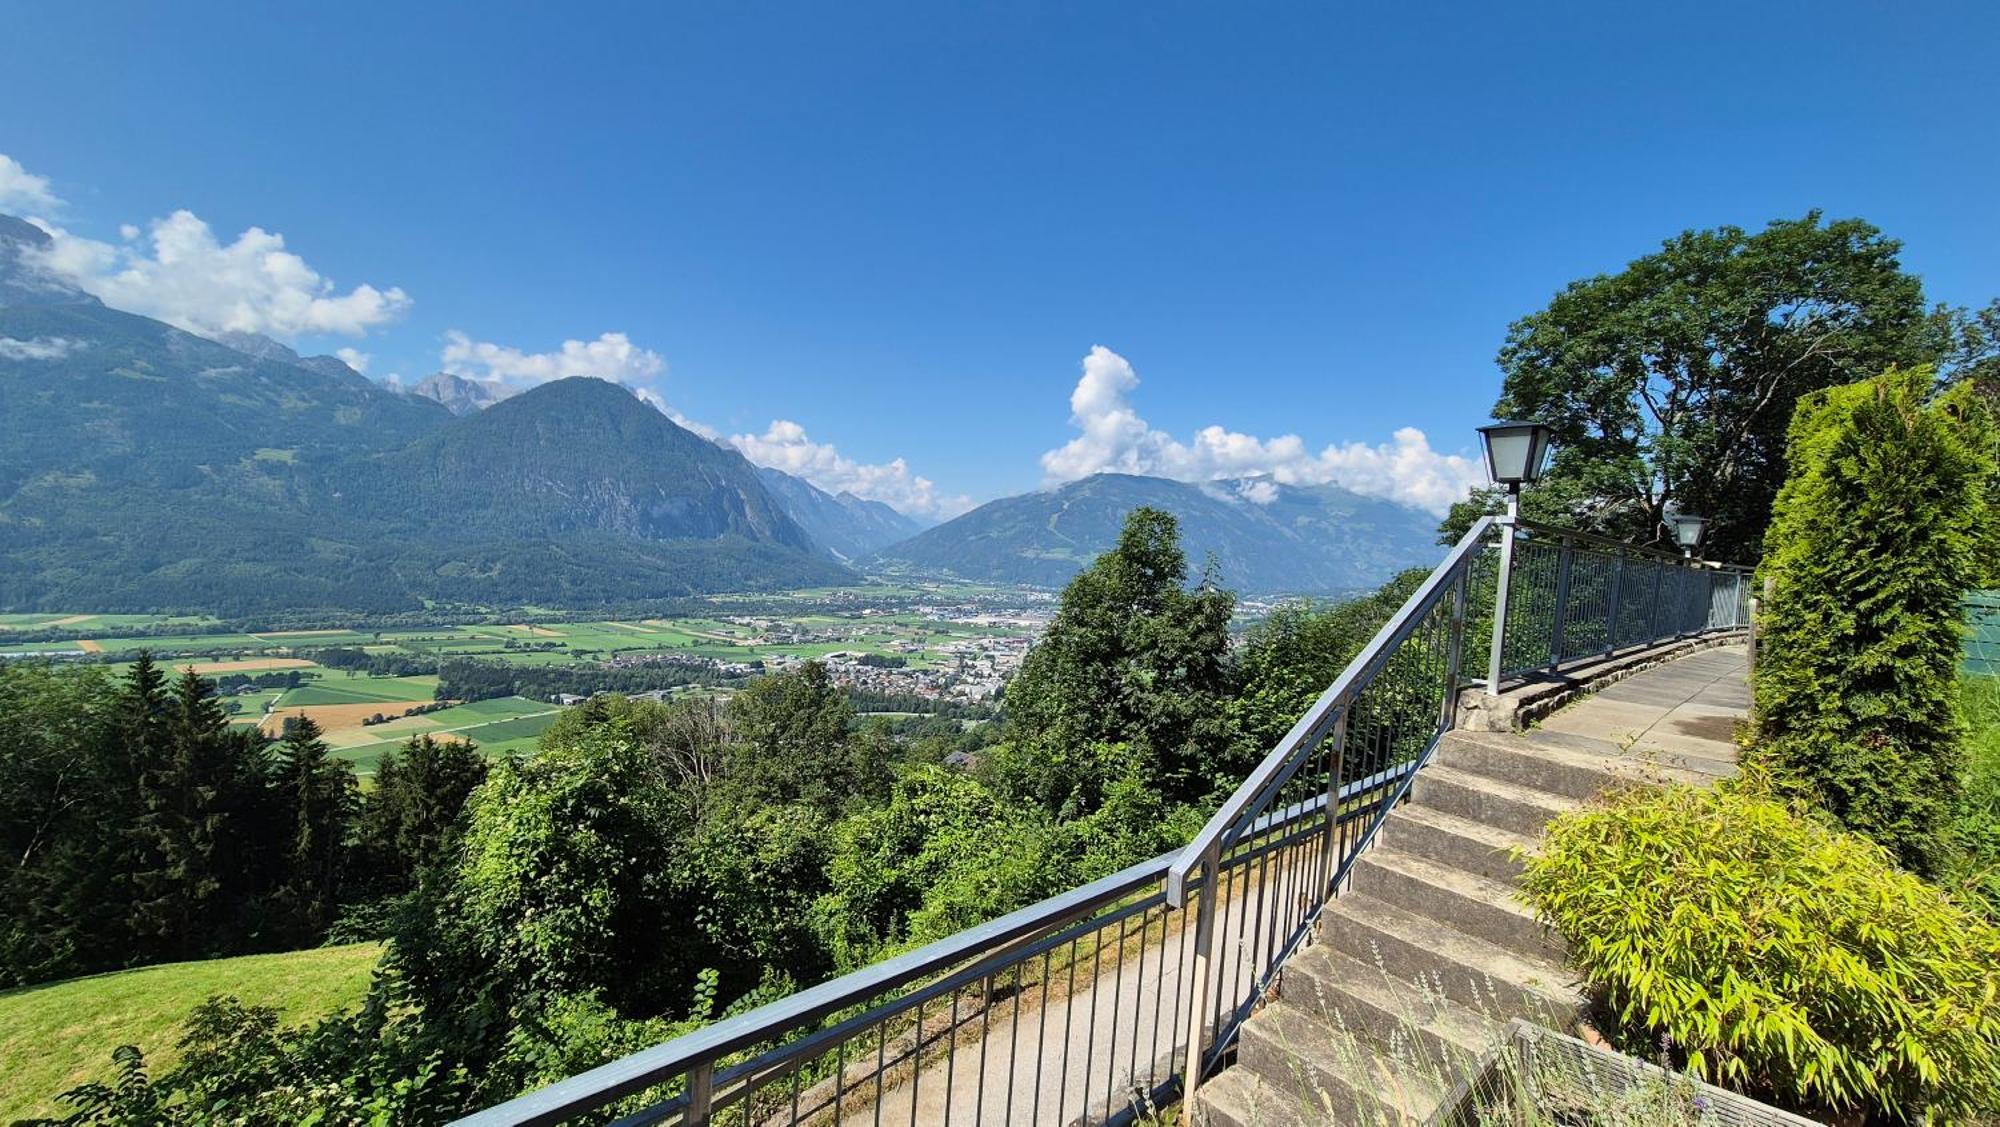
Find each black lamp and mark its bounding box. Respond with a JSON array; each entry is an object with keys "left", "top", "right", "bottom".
[
  {"left": 1476, "top": 421, "right": 1555, "bottom": 516},
  {"left": 1668, "top": 511, "right": 1707, "bottom": 559}
]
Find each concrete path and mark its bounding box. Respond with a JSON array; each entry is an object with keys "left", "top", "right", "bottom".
[
  {"left": 842, "top": 645, "right": 1752, "bottom": 1127},
  {"left": 1535, "top": 644, "right": 1748, "bottom": 764}
]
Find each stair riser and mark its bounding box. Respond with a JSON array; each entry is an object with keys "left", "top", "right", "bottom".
[
  {"left": 1237, "top": 1021, "right": 1433, "bottom": 1126},
  {"left": 1382, "top": 810, "right": 1526, "bottom": 884},
  {"left": 1319, "top": 909, "right": 1578, "bottom": 1022},
  {"left": 1278, "top": 959, "right": 1487, "bottom": 1067},
  {"left": 1409, "top": 773, "right": 1561, "bottom": 838},
  {"left": 1192, "top": 1081, "right": 1312, "bottom": 1127},
  {"left": 1350, "top": 857, "right": 1563, "bottom": 963},
  {"left": 1438, "top": 740, "right": 1628, "bottom": 801},
  {"left": 1516, "top": 729, "right": 1737, "bottom": 779}
]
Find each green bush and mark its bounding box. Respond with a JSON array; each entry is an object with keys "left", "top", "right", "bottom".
[
  {"left": 1750, "top": 368, "right": 1997, "bottom": 875},
  {"left": 1519, "top": 784, "right": 2000, "bottom": 1123},
  {"left": 1956, "top": 674, "right": 2000, "bottom": 918}
]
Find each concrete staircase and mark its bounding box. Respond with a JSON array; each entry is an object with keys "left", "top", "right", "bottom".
[{"left": 1192, "top": 727, "right": 1734, "bottom": 1126}]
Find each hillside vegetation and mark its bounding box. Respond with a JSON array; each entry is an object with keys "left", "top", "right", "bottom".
[{"left": 0, "top": 943, "right": 382, "bottom": 1123}]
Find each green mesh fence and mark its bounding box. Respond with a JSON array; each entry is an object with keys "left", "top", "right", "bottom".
[{"left": 1968, "top": 591, "right": 2000, "bottom": 677}]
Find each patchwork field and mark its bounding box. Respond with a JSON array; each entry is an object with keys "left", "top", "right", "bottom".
[{"left": 3, "top": 586, "right": 1041, "bottom": 773}]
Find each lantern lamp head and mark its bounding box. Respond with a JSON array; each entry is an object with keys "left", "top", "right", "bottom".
[
  {"left": 1668, "top": 512, "right": 1707, "bottom": 552},
  {"left": 1476, "top": 421, "right": 1555, "bottom": 491}
]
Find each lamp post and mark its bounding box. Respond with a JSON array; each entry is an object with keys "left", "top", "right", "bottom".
[
  {"left": 1667, "top": 511, "right": 1707, "bottom": 560},
  {"left": 1478, "top": 421, "right": 1555, "bottom": 693}
]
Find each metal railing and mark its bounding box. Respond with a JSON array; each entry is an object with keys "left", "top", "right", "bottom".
[{"left": 457, "top": 516, "right": 1749, "bottom": 1127}]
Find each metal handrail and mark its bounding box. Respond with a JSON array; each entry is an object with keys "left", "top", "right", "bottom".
[
  {"left": 455, "top": 511, "right": 1754, "bottom": 1126},
  {"left": 454, "top": 849, "right": 1184, "bottom": 1126},
  {"left": 1512, "top": 517, "right": 1752, "bottom": 571},
  {"left": 1163, "top": 516, "right": 1497, "bottom": 907}
]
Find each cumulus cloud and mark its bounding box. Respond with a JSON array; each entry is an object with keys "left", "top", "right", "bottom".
[
  {"left": 0, "top": 335, "right": 85, "bottom": 361},
  {"left": 1039, "top": 345, "right": 1481, "bottom": 515},
  {"left": 729, "top": 419, "right": 973, "bottom": 520},
  {"left": 334, "top": 347, "right": 370, "bottom": 374},
  {"left": 0, "top": 154, "right": 63, "bottom": 214},
  {"left": 439, "top": 330, "right": 667, "bottom": 390},
  {"left": 29, "top": 210, "right": 410, "bottom": 339}
]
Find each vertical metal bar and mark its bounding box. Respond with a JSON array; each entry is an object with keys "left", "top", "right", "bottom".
[
  {"left": 1003, "top": 961, "right": 1022, "bottom": 1127},
  {"left": 1440, "top": 565, "right": 1470, "bottom": 733},
  {"left": 1548, "top": 538, "right": 1575, "bottom": 669},
  {"left": 942, "top": 992, "right": 957, "bottom": 1127},
  {"left": 1081, "top": 928, "right": 1104, "bottom": 1125},
  {"left": 1604, "top": 552, "right": 1624, "bottom": 655},
  {"left": 1179, "top": 843, "right": 1222, "bottom": 1098},
  {"left": 1486, "top": 511, "right": 1517, "bottom": 692},
  {"left": 1056, "top": 940, "right": 1078, "bottom": 1127},
  {"left": 1317, "top": 710, "right": 1350, "bottom": 893},
  {"left": 1649, "top": 558, "right": 1666, "bottom": 642},
  {"left": 873, "top": 1019, "right": 887, "bottom": 1127},
  {"left": 909, "top": 999, "right": 923, "bottom": 1127},
  {"left": 685, "top": 1062, "right": 715, "bottom": 1127},
  {"left": 974, "top": 972, "right": 991, "bottom": 1126}
]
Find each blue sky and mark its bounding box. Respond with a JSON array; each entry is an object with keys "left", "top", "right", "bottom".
[{"left": 3, "top": 1, "right": 1994, "bottom": 518}]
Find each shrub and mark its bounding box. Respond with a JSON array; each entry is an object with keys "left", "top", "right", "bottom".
[
  {"left": 1750, "top": 368, "right": 1997, "bottom": 875},
  {"left": 1956, "top": 674, "right": 2000, "bottom": 918},
  {"left": 1519, "top": 784, "right": 2000, "bottom": 1123}
]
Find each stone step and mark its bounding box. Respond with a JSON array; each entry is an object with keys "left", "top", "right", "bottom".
[
  {"left": 1381, "top": 801, "right": 1537, "bottom": 884},
  {"left": 1407, "top": 763, "right": 1577, "bottom": 838},
  {"left": 1235, "top": 1001, "right": 1447, "bottom": 1125},
  {"left": 1517, "top": 727, "right": 1738, "bottom": 779},
  {"left": 1438, "top": 731, "right": 1712, "bottom": 802},
  {"left": 1350, "top": 848, "right": 1561, "bottom": 962},
  {"left": 1318, "top": 892, "right": 1582, "bottom": 1022},
  {"left": 1191, "top": 1066, "right": 1316, "bottom": 1127},
  {"left": 1278, "top": 943, "right": 1499, "bottom": 1071}
]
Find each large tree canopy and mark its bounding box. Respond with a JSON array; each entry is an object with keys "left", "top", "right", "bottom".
[{"left": 1454, "top": 213, "right": 1968, "bottom": 561}]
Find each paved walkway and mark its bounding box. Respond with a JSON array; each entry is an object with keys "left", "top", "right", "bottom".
[
  {"left": 841, "top": 645, "right": 1753, "bottom": 1126},
  {"left": 1536, "top": 644, "right": 1748, "bottom": 765}
]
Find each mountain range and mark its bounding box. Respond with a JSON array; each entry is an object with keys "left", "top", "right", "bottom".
[
  {"left": 868, "top": 473, "right": 1440, "bottom": 595},
  {"left": 0, "top": 211, "right": 1442, "bottom": 614}
]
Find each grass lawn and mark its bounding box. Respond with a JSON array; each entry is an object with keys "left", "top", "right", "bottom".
[{"left": 0, "top": 942, "right": 382, "bottom": 1122}]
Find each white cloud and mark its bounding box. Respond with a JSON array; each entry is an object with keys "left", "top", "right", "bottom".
[
  {"left": 29, "top": 210, "right": 410, "bottom": 340},
  {"left": 729, "top": 419, "right": 973, "bottom": 520},
  {"left": 334, "top": 347, "right": 370, "bottom": 374},
  {"left": 0, "top": 335, "right": 85, "bottom": 361},
  {"left": 439, "top": 330, "right": 666, "bottom": 389},
  {"left": 1039, "top": 345, "right": 1481, "bottom": 515},
  {"left": 0, "top": 154, "right": 63, "bottom": 215}
]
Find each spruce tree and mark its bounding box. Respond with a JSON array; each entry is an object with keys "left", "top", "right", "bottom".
[
  {"left": 271, "top": 716, "right": 358, "bottom": 945},
  {"left": 130, "top": 669, "right": 269, "bottom": 959}
]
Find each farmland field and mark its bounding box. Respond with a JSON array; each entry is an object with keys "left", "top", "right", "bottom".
[{"left": 2, "top": 583, "right": 1045, "bottom": 772}]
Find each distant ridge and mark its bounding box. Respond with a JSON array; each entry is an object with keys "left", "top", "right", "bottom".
[
  {"left": 867, "top": 473, "right": 1439, "bottom": 595},
  {"left": 0, "top": 210, "right": 854, "bottom": 614}
]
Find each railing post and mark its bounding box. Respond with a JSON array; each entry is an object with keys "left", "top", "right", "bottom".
[
  {"left": 1440, "top": 566, "right": 1470, "bottom": 732},
  {"left": 1318, "top": 708, "right": 1350, "bottom": 889},
  {"left": 1548, "top": 539, "right": 1575, "bottom": 670},
  {"left": 1180, "top": 842, "right": 1223, "bottom": 1100},
  {"left": 1648, "top": 559, "right": 1666, "bottom": 641},
  {"left": 1485, "top": 515, "right": 1517, "bottom": 694},
  {"left": 684, "top": 1061, "right": 714, "bottom": 1127},
  {"left": 1604, "top": 552, "right": 1624, "bottom": 655}
]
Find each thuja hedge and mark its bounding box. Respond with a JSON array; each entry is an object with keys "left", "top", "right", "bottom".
[
  {"left": 1750, "top": 368, "right": 1997, "bottom": 875},
  {"left": 1520, "top": 784, "right": 2000, "bottom": 1123}
]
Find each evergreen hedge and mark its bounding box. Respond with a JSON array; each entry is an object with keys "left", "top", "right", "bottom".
[{"left": 1749, "top": 368, "right": 1997, "bottom": 875}]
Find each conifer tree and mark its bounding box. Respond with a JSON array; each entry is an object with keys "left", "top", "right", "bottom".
[
  {"left": 130, "top": 669, "right": 270, "bottom": 959},
  {"left": 271, "top": 715, "right": 358, "bottom": 944},
  {"left": 1751, "top": 369, "right": 1998, "bottom": 875}
]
